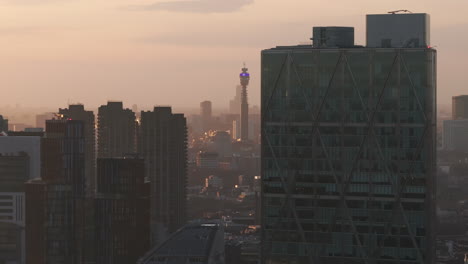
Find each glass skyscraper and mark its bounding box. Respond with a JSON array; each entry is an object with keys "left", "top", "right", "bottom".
[{"left": 261, "top": 13, "right": 436, "bottom": 264}]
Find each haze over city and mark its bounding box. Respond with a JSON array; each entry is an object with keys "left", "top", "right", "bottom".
[
  {"left": 0, "top": 0, "right": 466, "bottom": 109},
  {"left": 3, "top": 0, "right": 468, "bottom": 263}
]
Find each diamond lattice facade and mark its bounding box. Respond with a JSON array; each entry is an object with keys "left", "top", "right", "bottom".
[{"left": 261, "top": 47, "right": 436, "bottom": 264}]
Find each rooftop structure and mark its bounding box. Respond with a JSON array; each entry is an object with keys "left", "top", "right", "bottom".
[
  {"left": 312, "top": 27, "right": 354, "bottom": 48},
  {"left": 137, "top": 221, "right": 225, "bottom": 264},
  {"left": 367, "top": 13, "right": 430, "bottom": 48}
]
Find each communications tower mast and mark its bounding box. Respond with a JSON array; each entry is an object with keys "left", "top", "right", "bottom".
[{"left": 239, "top": 64, "right": 250, "bottom": 141}]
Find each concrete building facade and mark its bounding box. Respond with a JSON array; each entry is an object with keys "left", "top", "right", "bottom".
[
  {"left": 98, "top": 102, "right": 136, "bottom": 158},
  {"left": 59, "top": 104, "right": 96, "bottom": 196},
  {"left": 139, "top": 107, "right": 187, "bottom": 245},
  {"left": 92, "top": 158, "right": 149, "bottom": 264}
]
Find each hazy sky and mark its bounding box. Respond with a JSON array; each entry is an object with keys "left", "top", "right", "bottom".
[{"left": 0, "top": 0, "right": 466, "bottom": 110}]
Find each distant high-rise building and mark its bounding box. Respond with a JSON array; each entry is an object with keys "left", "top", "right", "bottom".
[
  {"left": 0, "top": 136, "right": 41, "bottom": 179},
  {"left": 0, "top": 153, "right": 29, "bottom": 264},
  {"left": 211, "top": 131, "right": 232, "bottom": 157},
  {"left": 229, "top": 85, "right": 242, "bottom": 114},
  {"left": 35, "top": 113, "right": 55, "bottom": 129},
  {"left": 452, "top": 95, "right": 468, "bottom": 120},
  {"left": 97, "top": 102, "right": 136, "bottom": 158},
  {"left": 200, "top": 101, "right": 212, "bottom": 132},
  {"left": 0, "top": 115, "right": 8, "bottom": 132},
  {"left": 261, "top": 13, "right": 436, "bottom": 264},
  {"left": 139, "top": 107, "right": 187, "bottom": 245},
  {"left": 188, "top": 114, "right": 203, "bottom": 135},
  {"left": 92, "top": 157, "right": 149, "bottom": 264},
  {"left": 59, "top": 104, "right": 96, "bottom": 196},
  {"left": 239, "top": 66, "right": 250, "bottom": 141},
  {"left": 26, "top": 119, "right": 86, "bottom": 264},
  {"left": 443, "top": 119, "right": 468, "bottom": 151},
  {"left": 232, "top": 118, "right": 257, "bottom": 142},
  {"left": 232, "top": 119, "right": 240, "bottom": 140}
]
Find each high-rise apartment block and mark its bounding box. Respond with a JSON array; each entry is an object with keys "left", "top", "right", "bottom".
[
  {"left": 261, "top": 13, "right": 436, "bottom": 264},
  {"left": 92, "top": 158, "right": 149, "bottom": 264},
  {"left": 59, "top": 104, "right": 96, "bottom": 196},
  {"left": 0, "top": 153, "right": 29, "bottom": 264},
  {"left": 26, "top": 119, "right": 86, "bottom": 264},
  {"left": 97, "top": 102, "right": 136, "bottom": 158},
  {"left": 0, "top": 135, "right": 41, "bottom": 264},
  {"left": 139, "top": 107, "right": 187, "bottom": 244},
  {"left": 452, "top": 95, "right": 468, "bottom": 120}
]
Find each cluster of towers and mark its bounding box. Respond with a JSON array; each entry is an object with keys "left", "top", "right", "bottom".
[{"left": 1, "top": 102, "right": 188, "bottom": 264}]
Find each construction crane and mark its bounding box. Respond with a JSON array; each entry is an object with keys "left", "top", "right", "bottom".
[{"left": 388, "top": 9, "right": 413, "bottom": 14}]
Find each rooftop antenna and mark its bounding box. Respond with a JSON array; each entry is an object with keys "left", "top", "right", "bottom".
[{"left": 388, "top": 9, "right": 413, "bottom": 14}]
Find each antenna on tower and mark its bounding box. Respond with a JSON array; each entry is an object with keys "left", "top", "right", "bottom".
[{"left": 388, "top": 9, "right": 412, "bottom": 14}]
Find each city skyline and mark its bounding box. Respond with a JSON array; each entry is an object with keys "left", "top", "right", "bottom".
[
  {"left": 1, "top": 2, "right": 468, "bottom": 263},
  {"left": 0, "top": 0, "right": 466, "bottom": 109}
]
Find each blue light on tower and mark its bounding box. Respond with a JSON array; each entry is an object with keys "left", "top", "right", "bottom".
[{"left": 240, "top": 66, "right": 250, "bottom": 87}]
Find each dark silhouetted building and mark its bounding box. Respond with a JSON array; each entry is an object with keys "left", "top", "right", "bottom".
[
  {"left": 261, "top": 13, "right": 436, "bottom": 264},
  {"left": 452, "top": 95, "right": 468, "bottom": 120},
  {"left": 139, "top": 107, "right": 187, "bottom": 245},
  {"left": 0, "top": 153, "right": 29, "bottom": 264},
  {"left": 59, "top": 104, "right": 96, "bottom": 196},
  {"left": 92, "top": 157, "right": 149, "bottom": 264},
  {"left": 25, "top": 179, "right": 45, "bottom": 264},
  {"left": 0, "top": 135, "right": 41, "bottom": 264},
  {"left": 97, "top": 102, "right": 136, "bottom": 158},
  {"left": 0, "top": 115, "right": 8, "bottom": 132},
  {"left": 25, "top": 119, "right": 85, "bottom": 264}
]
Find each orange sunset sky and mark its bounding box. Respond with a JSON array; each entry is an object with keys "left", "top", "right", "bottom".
[{"left": 0, "top": 0, "right": 466, "bottom": 109}]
